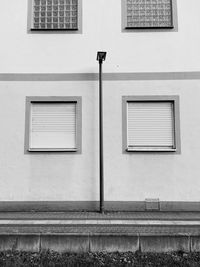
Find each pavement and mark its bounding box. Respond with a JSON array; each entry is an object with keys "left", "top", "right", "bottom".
[
  {"left": 0, "top": 211, "right": 200, "bottom": 235},
  {"left": 0, "top": 212, "right": 200, "bottom": 252},
  {"left": 0, "top": 211, "right": 200, "bottom": 220}
]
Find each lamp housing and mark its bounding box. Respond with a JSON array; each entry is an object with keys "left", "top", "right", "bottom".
[{"left": 97, "top": 51, "right": 107, "bottom": 62}]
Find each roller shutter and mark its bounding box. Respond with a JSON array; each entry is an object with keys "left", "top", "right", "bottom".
[
  {"left": 127, "top": 101, "right": 175, "bottom": 150},
  {"left": 30, "top": 102, "right": 76, "bottom": 149}
]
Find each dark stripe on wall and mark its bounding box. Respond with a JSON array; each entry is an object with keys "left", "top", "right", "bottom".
[
  {"left": 1, "top": 72, "right": 200, "bottom": 81},
  {"left": 0, "top": 201, "right": 200, "bottom": 212}
]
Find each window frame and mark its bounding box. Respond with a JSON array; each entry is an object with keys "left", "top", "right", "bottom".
[
  {"left": 25, "top": 96, "right": 82, "bottom": 153},
  {"left": 122, "top": 95, "right": 181, "bottom": 153},
  {"left": 27, "top": 0, "right": 82, "bottom": 34},
  {"left": 121, "top": 0, "right": 178, "bottom": 32}
]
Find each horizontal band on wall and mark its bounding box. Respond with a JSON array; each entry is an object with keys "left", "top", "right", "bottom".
[
  {"left": 1, "top": 72, "right": 200, "bottom": 81},
  {"left": 0, "top": 201, "right": 200, "bottom": 212}
]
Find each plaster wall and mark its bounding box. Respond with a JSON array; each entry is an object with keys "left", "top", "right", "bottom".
[
  {"left": 104, "top": 79, "right": 200, "bottom": 201},
  {"left": 0, "top": 0, "right": 200, "bottom": 73},
  {"left": 0, "top": 79, "right": 200, "bottom": 202},
  {"left": 0, "top": 81, "right": 99, "bottom": 201}
]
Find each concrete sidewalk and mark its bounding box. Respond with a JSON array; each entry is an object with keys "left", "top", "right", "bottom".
[
  {"left": 0, "top": 211, "right": 200, "bottom": 220},
  {"left": 0, "top": 211, "right": 200, "bottom": 252}
]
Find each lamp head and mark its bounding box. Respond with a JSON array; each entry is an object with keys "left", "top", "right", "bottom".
[{"left": 97, "top": 51, "right": 107, "bottom": 62}]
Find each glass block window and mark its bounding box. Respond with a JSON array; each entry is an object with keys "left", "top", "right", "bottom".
[
  {"left": 32, "top": 0, "right": 78, "bottom": 30},
  {"left": 126, "top": 0, "right": 173, "bottom": 28}
]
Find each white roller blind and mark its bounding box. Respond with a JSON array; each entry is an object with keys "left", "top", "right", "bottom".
[
  {"left": 127, "top": 101, "right": 174, "bottom": 149},
  {"left": 30, "top": 102, "right": 76, "bottom": 149}
]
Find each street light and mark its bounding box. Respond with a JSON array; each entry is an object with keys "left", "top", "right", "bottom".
[
  {"left": 97, "top": 51, "right": 107, "bottom": 213},
  {"left": 97, "top": 52, "right": 107, "bottom": 63}
]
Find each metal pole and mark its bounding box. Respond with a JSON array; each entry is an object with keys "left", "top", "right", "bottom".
[{"left": 99, "top": 59, "right": 104, "bottom": 213}]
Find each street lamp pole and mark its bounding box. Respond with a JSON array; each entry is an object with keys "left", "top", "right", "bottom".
[{"left": 97, "top": 51, "right": 107, "bottom": 213}]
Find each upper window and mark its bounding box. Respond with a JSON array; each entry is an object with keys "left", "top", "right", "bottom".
[
  {"left": 30, "top": 0, "right": 80, "bottom": 31},
  {"left": 25, "top": 97, "right": 82, "bottom": 152},
  {"left": 122, "top": 96, "right": 180, "bottom": 152},
  {"left": 123, "top": 0, "right": 177, "bottom": 30}
]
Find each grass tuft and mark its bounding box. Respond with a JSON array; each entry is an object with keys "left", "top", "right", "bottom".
[{"left": 0, "top": 250, "right": 199, "bottom": 266}]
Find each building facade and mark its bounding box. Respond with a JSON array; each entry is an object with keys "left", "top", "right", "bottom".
[{"left": 0, "top": 0, "right": 200, "bottom": 211}]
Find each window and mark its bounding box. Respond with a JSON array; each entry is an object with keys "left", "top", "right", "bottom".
[
  {"left": 122, "top": 96, "right": 180, "bottom": 152},
  {"left": 30, "top": 0, "right": 81, "bottom": 31},
  {"left": 122, "top": 0, "right": 177, "bottom": 30},
  {"left": 25, "top": 97, "right": 82, "bottom": 152}
]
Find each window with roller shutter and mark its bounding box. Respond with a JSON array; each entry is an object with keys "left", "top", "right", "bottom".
[
  {"left": 25, "top": 96, "right": 82, "bottom": 152},
  {"left": 122, "top": 95, "right": 181, "bottom": 152}
]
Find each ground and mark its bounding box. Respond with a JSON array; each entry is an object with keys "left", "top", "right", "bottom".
[{"left": 0, "top": 251, "right": 200, "bottom": 266}]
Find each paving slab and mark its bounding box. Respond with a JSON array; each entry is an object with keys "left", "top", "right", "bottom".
[
  {"left": 140, "top": 235, "right": 190, "bottom": 253},
  {"left": 0, "top": 211, "right": 200, "bottom": 220},
  {"left": 0, "top": 212, "right": 199, "bottom": 252},
  {"left": 41, "top": 235, "right": 90, "bottom": 253},
  {"left": 0, "top": 225, "right": 199, "bottom": 235},
  {"left": 0, "top": 211, "right": 199, "bottom": 252},
  {"left": 90, "top": 235, "right": 139, "bottom": 252}
]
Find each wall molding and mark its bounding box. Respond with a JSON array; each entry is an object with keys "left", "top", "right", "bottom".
[
  {"left": 1, "top": 72, "right": 200, "bottom": 81},
  {"left": 0, "top": 201, "right": 200, "bottom": 212}
]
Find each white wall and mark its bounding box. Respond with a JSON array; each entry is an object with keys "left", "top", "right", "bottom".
[
  {"left": 0, "top": 0, "right": 200, "bottom": 73},
  {"left": 1, "top": 0, "right": 200, "bottom": 203},
  {"left": 0, "top": 79, "right": 200, "bottom": 202},
  {"left": 104, "top": 80, "right": 200, "bottom": 202},
  {"left": 0, "top": 81, "right": 100, "bottom": 201}
]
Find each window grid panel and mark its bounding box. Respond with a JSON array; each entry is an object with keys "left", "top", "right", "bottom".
[
  {"left": 126, "top": 0, "right": 173, "bottom": 28},
  {"left": 127, "top": 102, "right": 174, "bottom": 148},
  {"left": 30, "top": 102, "right": 76, "bottom": 149},
  {"left": 32, "top": 0, "right": 78, "bottom": 30}
]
